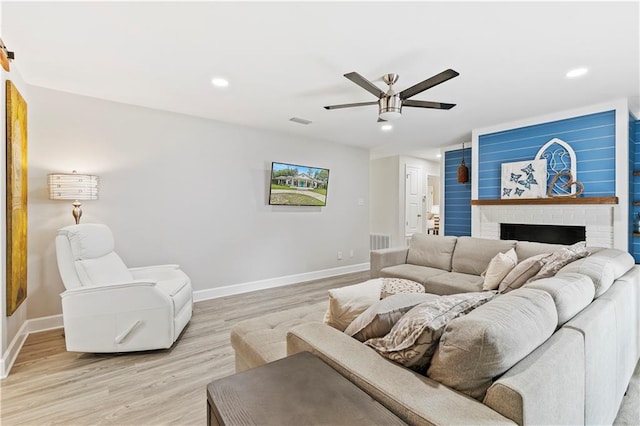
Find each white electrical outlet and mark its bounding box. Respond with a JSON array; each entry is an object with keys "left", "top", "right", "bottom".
[{"left": 337, "top": 251, "right": 343, "bottom": 260}]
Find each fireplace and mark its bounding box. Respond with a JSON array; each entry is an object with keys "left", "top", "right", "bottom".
[
  {"left": 475, "top": 204, "right": 614, "bottom": 248},
  {"left": 501, "top": 223, "right": 586, "bottom": 245}
]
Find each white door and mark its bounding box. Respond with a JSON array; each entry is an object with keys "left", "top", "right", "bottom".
[{"left": 405, "top": 165, "right": 423, "bottom": 236}]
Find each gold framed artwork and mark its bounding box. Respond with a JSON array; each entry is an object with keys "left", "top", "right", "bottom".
[{"left": 6, "top": 80, "right": 28, "bottom": 316}]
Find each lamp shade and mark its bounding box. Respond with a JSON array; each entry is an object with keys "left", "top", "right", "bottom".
[{"left": 48, "top": 171, "right": 99, "bottom": 201}]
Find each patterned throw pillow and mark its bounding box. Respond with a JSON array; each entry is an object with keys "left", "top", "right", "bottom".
[
  {"left": 525, "top": 242, "right": 589, "bottom": 284},
  {"left": 344, "top": 293, "right": 439, "bottom": 342},
  {"left": 380, "top": 278, "right": 425, "bottom": 299},
  {"left": 364, "top": 291, "right": 497, "bottom": 373}
]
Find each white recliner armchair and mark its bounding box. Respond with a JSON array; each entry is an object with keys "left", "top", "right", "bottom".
[{"left": 55, "top": 223, "right": 193, "bottom": 353}]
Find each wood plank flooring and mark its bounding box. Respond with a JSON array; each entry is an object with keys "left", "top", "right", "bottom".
[
  {"left": 0, "top": 271, "right": 369, "bottom": 425},
  {"left": 1, "top": 269, "right": 638, "bottom": 425}
]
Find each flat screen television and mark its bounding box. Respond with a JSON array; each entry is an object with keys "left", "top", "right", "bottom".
[{"left": 269, "top": 161, "right": 329, "bottom": 206}]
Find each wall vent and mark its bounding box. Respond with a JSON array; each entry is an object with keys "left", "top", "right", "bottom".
[
  {"left": 289, "top": 117, "right": 312, "bottom": 125},
  {"left": 370, "top": 234, "right": 391, "bottom": 250}
]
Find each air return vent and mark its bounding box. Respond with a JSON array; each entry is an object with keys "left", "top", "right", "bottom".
[{"left": 289, "top": 117, "right": 312, "bottom": 125}]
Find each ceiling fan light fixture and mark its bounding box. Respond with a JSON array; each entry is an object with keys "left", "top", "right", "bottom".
[{"left": 379, "top": 95, "right": 402, "bottom": 121}]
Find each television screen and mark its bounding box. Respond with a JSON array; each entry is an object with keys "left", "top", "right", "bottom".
[{"left": 269, "top": 162, "right": 329, "bottom": 206}]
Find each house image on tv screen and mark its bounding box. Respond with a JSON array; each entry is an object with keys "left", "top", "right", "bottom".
[{"left": 269, "top": 162, "right": 329, "bottom": 206}]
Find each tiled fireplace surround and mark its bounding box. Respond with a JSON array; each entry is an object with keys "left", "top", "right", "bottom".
[{"left": 476, "top": 205, "right": 614, "bottom": 248}]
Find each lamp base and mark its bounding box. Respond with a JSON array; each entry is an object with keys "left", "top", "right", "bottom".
[{"left": 72, "top": 201, "right": 83, "bottom": 224}]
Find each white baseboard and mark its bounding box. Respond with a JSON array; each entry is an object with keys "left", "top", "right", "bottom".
[
  {"left": 1, "top": 314, "right": 63, "bottom": 379},
  {"left": 193, "top": 262, "right": 370, "bottom": 302}
]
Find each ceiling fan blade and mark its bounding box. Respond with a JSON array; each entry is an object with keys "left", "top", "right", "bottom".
[
  {"left": 344, "top": 72, "right": 385, "bottom": 98},
  {"left": 403, "top": 100, "right": 456, "bottom": 110},
  {"left": 324, "top": 101, "right": 378, "bottom": 110},
  {"left": 399, "top": 69, "right": 459, "bottom": 100}
]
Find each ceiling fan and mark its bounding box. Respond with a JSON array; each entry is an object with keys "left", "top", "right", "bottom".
[{"left": 324, "top": 69, "right": 459, "bottom": 122}]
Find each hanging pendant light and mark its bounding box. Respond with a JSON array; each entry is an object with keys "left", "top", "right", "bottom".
[{"left": 457, "top": 142, "right": 469, "bottom": 183}]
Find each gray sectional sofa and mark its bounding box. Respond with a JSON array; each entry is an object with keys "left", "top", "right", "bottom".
[{"left": 232, "top": 234, "right": 640, "bottom": 425}]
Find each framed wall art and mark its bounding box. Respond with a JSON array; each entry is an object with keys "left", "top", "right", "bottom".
[
  {"left": 6, "top": 80, "right": 28, "bottom": 316},
  {"left": 501, "top": 159, "right": 547, "bottom": 199}
]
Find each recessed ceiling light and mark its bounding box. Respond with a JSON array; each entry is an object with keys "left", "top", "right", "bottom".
[
  {"left": 566, "top": 67, "right": 588, "bottom": 78},
  {"left": 436, "top": 154, "right": 442, "bottom": 158},
  {"left": 211, "top": 77, "right": 229, "bottom": 87},
  {"left": 381, "top": 124, "right": 393, "bottom": 131}
]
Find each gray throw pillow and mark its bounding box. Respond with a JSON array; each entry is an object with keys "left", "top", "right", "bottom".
[
  {"left": 364, "top": 291, "right": 496, "bottom": 373},
  {"left": 344, "top": 293, "right": 438, "bottom": 342},
  {"left": 498, "top": 253, "right": 552, "bottom": 294}
]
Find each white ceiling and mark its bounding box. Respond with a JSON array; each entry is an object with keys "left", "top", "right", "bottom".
[{"left": 3, "top": 1, "right": 639, "bottom": 160}]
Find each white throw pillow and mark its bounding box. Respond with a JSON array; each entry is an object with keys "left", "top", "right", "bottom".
[
  {"left": 323, "top": 279, "right": 383, "bottom": 331},
  {"left": 482, "top": 248, "right": 517, "bottom": 290}
]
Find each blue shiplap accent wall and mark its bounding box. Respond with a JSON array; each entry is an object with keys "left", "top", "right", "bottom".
[
  {"left": 478, "top": 111, "right": 616, "bottom": 199},
  {"left": 444, "top": 149, "right": 471, "bottom": 236},
  {"left": 631, "top": 117, "right": 640, "bottom": 263}
]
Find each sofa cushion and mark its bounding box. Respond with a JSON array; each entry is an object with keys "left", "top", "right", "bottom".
[
  {"left": 380, "top": 278, "right": 425, "bottom": 299},
  {"left": 323, "top": 279, "right": 382, "bottom": 331},
  {"left": 514, "top": 241, "right": 565, "bottom": 262},
  {"left": 380, "top": 264, "right": 446, "bottom": 285},
  {"left": 344, "top": 293, "right": 439, "bottom": 342},
  {"left": 231, "top": 301, "right": 327, "bottom": 370},
  {"left": 423, "top": 272, "right": 484, "bottom": 295},
  {"left": 498, "top": 253, "right": 551, "bottom": 294},
  {"left": 482, "top": 248, "right": 518, "bottom": 290},
  {"left": 406, "top": 234, "right": 458, "bottom": 271},
  {"left": 427, "top": 288, "right": 557, "bottom": 401},
  {"left": 558, "top": 248, "right": 635, "bottom": 298},
  {"left": 451, "top": 237, "right": 517, "bottom": 276},
  {"left": 365, "top": 291, "right": 496, "bottom": 372},
  {"left": 524, "top": 272, "right": 594, "bottom": 326}
]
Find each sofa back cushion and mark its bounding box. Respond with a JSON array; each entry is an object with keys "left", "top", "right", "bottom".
[
  {"left": 407, "top": 234, "right": 457, "bottom": 271},
  {"left": 427, "top": 288, "right": 557, "bottom": 400},
  {"left": 451, "top": 237, "right": 517, "bottom": 276},
  {"left": 515, "top": 241, "right": 565, "bottom": 261},
  {"left": 524, "top": 272, "right": 594, "bottom": 326},
  {"left": 558, "top": 248, "right": 635, "bottom": 298}
]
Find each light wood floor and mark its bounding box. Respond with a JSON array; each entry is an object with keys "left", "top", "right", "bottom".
[
  {"left": 1, "top": 270, "right": 638, "bottom": 425},
  {"left": 0, "top": 271, "right": 369, "bottom": 425}
]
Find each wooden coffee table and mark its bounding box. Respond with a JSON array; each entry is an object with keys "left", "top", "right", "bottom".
[{"left": 206, "top": 351, "right": 406, "bottom": 425}]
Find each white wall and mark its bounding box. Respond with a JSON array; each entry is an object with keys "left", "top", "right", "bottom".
[
  {"left": 369, "top": 155, "right": 439, "bottom": 248},
  {"left": 370, "top": 156, "right": 399, "bottom": 246},
  {"left": 26, "top": 86, "right": 370, "bottom": 319}
]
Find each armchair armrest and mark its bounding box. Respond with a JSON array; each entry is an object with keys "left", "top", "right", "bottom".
[
  {"left": 129, "top": 265, "right": 186, "bottom": 282},
  {"left": 61, "top": 280, "right": 171, "bottom": 314},
  {"left": 128, "top": 264, "right": 180, "bottom": 271},
  {"left": 370, "top": 247, "right": 409, "bottom": 278}
]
